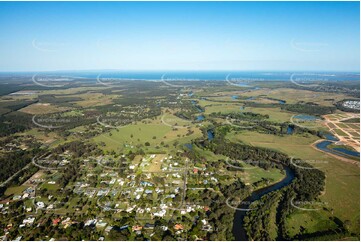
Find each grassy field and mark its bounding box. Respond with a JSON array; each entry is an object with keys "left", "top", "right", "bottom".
[
  {"left": 238, "top": 163, "right": 286, "bottom": 186},
  {"left": 336, "top": 123, "right": 349, "bottom": 129},
  {"left": 19, "top": 103, "right": 70, "bottom": 114},
  {"left": 241, "top": 88, "right": 355, "bottom": 106},
  {"left": 93, "top": 116, "right": 203, "bottom": 153},
  {"left": 243, "top": 107, "right": 295, "bottom": 123},
  {"left": 197, "top": 98, "right": 296, "bottom": 123},
  {"left": 21, "top": 129, "right": 59, "bottom": 144},
  {"left": 20, "top": 128, "right": 75, "bottom": 148},
  {"left": 226, "top": 130, "right": 319, "bottom": 147},
  {"left": 203, "top": 103, "right": 245, "bottom": 115},
  {"left": 161, "top": 112, "right": 193, "bottom": 127},
  {"left": 285, "top": 209, "right": 339, "bottom": 238},
  {"left": 40, "top": 86, "right": 109, "bottom": 95},
  {"left": 5, "top": 185, "right": 29, "bottom": 196},
  {"left": 334, "top": 129, "right": 348, "bottom": 136},
  {"left": 226, "top": 130, "right": 360, "bottom": 235}
]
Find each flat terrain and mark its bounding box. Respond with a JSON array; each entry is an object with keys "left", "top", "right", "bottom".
[
  {"left": 323, "top": 113, "right": 360, "bottom": 152},
  {"left": 0, "top": 79, "right": 359, "bottom": 241}
]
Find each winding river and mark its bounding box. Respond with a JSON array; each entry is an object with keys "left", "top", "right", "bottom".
[
  {"left": 232, "top": 165, "right": 295, "bottom": 240},
  {"left": 232, "top": 132, "right": 359, "bottom": 240},
  {"left": 316, "top": 133, "right": 360, "bottom": 159}
]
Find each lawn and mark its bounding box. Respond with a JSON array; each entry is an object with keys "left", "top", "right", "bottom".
[
  {"left": 285, "top": 209, "right": 338, "bottom": 238},
  {"left": 226, "top": 130, "right": 319, "bottom": 147},
  {"left": 243, "top": 107, "right": 295, "bottom": 123},
  {"left": 93, "top": 116, "right": 202, "bottom": 153},
  {"left": 238, "top": 163, "right": 285, "bottom": 186},
  {"left": 5, "top": 185, "right": 29, "bottom": 196}
]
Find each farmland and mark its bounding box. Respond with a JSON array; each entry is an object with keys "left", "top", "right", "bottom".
[{"left": 0, "top": 76, "right": 359, "bottom": 241}]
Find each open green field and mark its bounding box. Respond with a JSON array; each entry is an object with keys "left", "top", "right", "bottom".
[
  {"left": 226, "top": 130, "right": 319, "bottom": 147},
  {"left": 334, "top": 129, "right": 348, "bottom": 136},
  {"left": 197, "top": 98, "right": 296, "bottom": 123},
  {"left": 347, "top": 124, "right": 359, "bottom": 129},
  {"left": 226, "top": 130, "right": 360, "bottom": 235},
  {"left": 241, "top": 88, "right": 355, "bottom": 107},
  {"left": 93, "top": 116, "right": 203, "bottom": 153},
  {"left": 336, "top": 123, "right": 350, "bottom": 129},
  {"left": 238, "top": 163, "right": 285, "bottom": 186},
  {"left": 203, "top": 103, "right": 244, "bottom": 115},
  {"left": 243, "top": 107, "right": 295, "bottom": 123},
  {"left": 161, "top": 113, "right": 193, "bottom": 127},
  {"left": 19, "top": 103, "right": 70, "bottom": 114},
  {"left": 20, "top": 128, "right": 76, "bottom": 148},
  {"left": 285, "top": 209, "right": 339, "bottom": 238},
  {"left": 40, "top": 86, "right": 109, "bottom": 95},
  {"left": 5, "top": 185, "right": 29, "bottom": 196}
]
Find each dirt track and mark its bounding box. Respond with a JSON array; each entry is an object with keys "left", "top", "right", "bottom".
[{"left": 323, "top": 113, "right": 360, "bottom": 152}]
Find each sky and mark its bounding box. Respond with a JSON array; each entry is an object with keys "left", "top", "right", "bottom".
[{"left": 0, "top": 1, "right": 359, "bottom": 72}]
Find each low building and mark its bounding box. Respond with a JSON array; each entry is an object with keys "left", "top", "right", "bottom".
[
  {"left": 132, "top": 225, "right": 142, "bottom": 231},
  {"left": 174, "top": 224, "right": 184, "bottom": 230}
]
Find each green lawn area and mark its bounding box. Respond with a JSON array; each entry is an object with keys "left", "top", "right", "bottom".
[
  {"left": 285, "top": 209, "right": 338, "bottom": 238},
  {"left": 292, "top": 118, "right": 325, "bottom": 130},
  {"left": 203, "top": 103, "right": 244, "bottom": 115},
  {"left": 199, "top": 99, "right": 295, "bottom": 123},
  {"left": 328, "top": 144, "right": 357, "bottom": 152},
  {"left": 5, "top": 185, "right": 29, "bottom": 196},
  {"left": 226, "top": 130, "right": 319, "bottom": 147},
  {"left": 161, "top": 113, "right": 193, "bottom": 126},
  {"left": 93, "top": 122, "right": 172, "bottom": 150},
  {"left": 41, "top": 183, "right": 60, "bottom": 191},
  {"left": 198, "top": 98, "right": 296, "bottom": 123},
  {"left": 238, "top": 163, "right": 285, "bottom": 186},
  {"left": 93, "top": 117, "right": 203, "bottom": 153},
  {"left": 243, "top": 107, "right": 295, "bottom": 123}
]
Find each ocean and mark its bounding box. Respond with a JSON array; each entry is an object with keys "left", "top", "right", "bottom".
[{"left": 0, "top": 71, "right": 359, "bottom": 82}]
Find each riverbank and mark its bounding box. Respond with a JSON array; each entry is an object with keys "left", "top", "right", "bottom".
[
  {"left": 311, "top": 139, "right": 359, "bottom": 166},
  {"left": 232, "top": 165, "right": 295, "bottom": 240}
]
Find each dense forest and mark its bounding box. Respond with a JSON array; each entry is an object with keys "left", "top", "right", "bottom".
[{"left": 281, "top": 103, "right": 336, "bottom": 115}]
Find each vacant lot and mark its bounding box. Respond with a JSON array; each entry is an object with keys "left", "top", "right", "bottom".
[{"left": 19, "top": 103, "right": 69, "bottom": 114}]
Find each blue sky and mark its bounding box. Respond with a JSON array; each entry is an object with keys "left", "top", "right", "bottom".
[{"left": 0, "top": 1, "right": 359, "bottom": 72}]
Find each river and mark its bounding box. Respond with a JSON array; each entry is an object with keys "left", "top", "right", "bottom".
[
  {"left": 316, "top": 133, "right": 360, "bottom": 159},
  {"left": 232, "top": 165, "right": 295, "bottom": 240}
]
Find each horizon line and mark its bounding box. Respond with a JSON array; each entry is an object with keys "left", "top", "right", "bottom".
[{"left": 0, "top": 69, "right": 360, "bottom": 73}]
